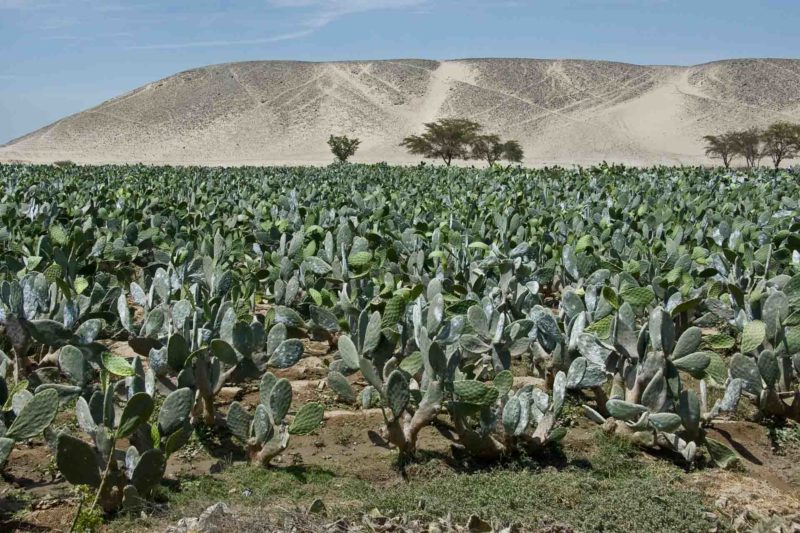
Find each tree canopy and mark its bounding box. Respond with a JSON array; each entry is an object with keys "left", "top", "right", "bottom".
[
  {"left": 400, "top": 118, "right": 482, "bottom": 166},
  {"left": 401, "top": 119, "right": 524, "bottom": 166},
  {"left": 704, "top": 122, "right": 800, "bottom": 169},
  {"left": 702, "top": 133, "right": 737, "bottom": 169},
  {"left": 472, "top": 135, "right": 525, "bottom": 165},
  {"left": 761, "top": 122, "right": 800, "bottom": 169},
  {"left": 327, "top": 135, "right": 361, "bottom": 163}
]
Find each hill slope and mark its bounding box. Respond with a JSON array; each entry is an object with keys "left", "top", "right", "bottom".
[{"left": 2, "top": 58, "right": 800, "bottom": 166}]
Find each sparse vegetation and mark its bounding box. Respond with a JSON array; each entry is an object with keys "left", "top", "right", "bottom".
[
  {"left": 703, "top": 133, "right": 737, "bottom": 169},
  {"left": 107, "top": 435, "right": 718, "bottom": 532},
  {"left": 400, "top": 118, "right": 481, "bottom": 166},
  {"left": 731, "top": 128, "right": 764, "bottom": 168},
  {"left": 761, "top": 122, "right": 800, "bottom": 169},
  {"left": 471, "top": 135, "right": 524, "bottom": 165},
  {"left": 401, "top": 118, "right": 523, "bottom": 166},
  {"left": 327, "top": 135, "right": 360, "bottom": 163},
  {"left": 705, "top": 122, "right": 800, "bottom": 168}
]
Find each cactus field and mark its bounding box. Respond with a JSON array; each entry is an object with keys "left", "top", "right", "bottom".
[{"left": 1, "top": 162, "right": 800, "bottom": 531}]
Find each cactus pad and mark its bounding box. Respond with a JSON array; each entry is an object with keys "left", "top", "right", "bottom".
[
  {"left": 705, "top": 437, "right": 738, "bottom": 468},
  {"left": 566, "top": 357, "right": 606, "bottom": 389},
  {"left": 385, "top": 370, "right": 409, "bottom": 419},
  {"left": 102, "top": 352, "right": 135, "bottom": 377},
  {"left": 269, "top": 379, "right": 293, "bottom": 422},
  {"left": 273, "top": 306, "right": 306, "bottom": 329},
  {"left": 131, "top": 448, "right": 166, "bottom": 494},
  {"left": 117, "top": 393, "right": 155, "bottom": 438},
  {"left": 741, "top": 321, "right": 766, "bottom": 354},
  {"left": 157, "top": 387, "right": 193, "bottom": 436},
  {"left": 649, "top": 412, "right": 682, "bottom": 432},
  {"left": 502, "top": 396, "right": 521, "bottom": 434},
  {"left": 167, "top": 334, "right": 190, "bottom": 371},
  {"left": 757, "top": 350, "right": 780, "bottom": 389},
  {"left": 56, "top": 432, "right": 101, "bottom": 487},
  {"left": 226, "top": 401, "right": 252, "bottom": 442},
  {"left": 493, "top": 370, "right": 514, "bottom": 398},
  {"left": 327, "top": 371, "right": 355, "bottom": 403},
  {"left": 672, "top": 351, "right": 711, "bottom": 378},
  {"left": 253, "top": 404, "right": 273, "bottom": 443},
  {"left": 288, "top": 403, "right": 324, "bottom": 435},
  {"left": 5, "top": 388, "right": 59, "bottom": 441},
  {"left": 606, "top": 399, "right": 648, "bottom": 421},
  {"left": 59, "top": 345, "right": 90, "bottom": 387},
  {"left": 453, "top": 380, "right": 499, "bottom": 406},
  {"left": 0, "top": 437, "right": 14, "bottom": 469},
  {"left": 337, "top": 335, "right": 360, "bottom": 370},
  {"left": 552, "top": 371, "right": 566, "bottom": 415},
  {"left": 268, "top": 339, "right": 304, "bottom": 369},
  {"left": 729, "top": 353, "right": 762, "bottom": 395},
  {"left": 672, "top": 327, "right": 702, "bottom": 359}
]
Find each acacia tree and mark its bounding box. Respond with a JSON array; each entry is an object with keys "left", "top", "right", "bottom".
[
  {"left": 472, "top": 135, "right": 525, "bottom": 165},
  {"left": 499, "top": 140, "right": 524, "bottom": 164},
  {"left": 730, "top": 128, "right": 763, "bottom": 168},
  {"left": 327, "top": 135, "right": 360, "bottom": 163},
  {"left": 401, "top": 118, "right": 482, "bottom": 166},
  {"left": 702, "top": 133, "right": 736, "bottom": 169},
  {"left": 761, "top": 122, "right": 800, "bottom": 169}
]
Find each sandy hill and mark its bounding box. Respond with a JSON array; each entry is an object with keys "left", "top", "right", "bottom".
[{"left": 2, "top": 58, "right": 800, "bottom": 167}]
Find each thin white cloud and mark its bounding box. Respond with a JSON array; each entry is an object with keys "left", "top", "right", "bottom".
[
  {"left": 128, "top": 0, "right": 429, "bottom": 50},
  {"left": 271, "top": 0, "right": 428, "bottom": 27},
  {"left": 126, "top": 29, "right": 314, "bottom": 50}
]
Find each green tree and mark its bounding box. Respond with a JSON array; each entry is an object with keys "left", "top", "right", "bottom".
[
  {"left": 472, "top": 135, "right": 525, "bottom": 165},
  {"left": 401, "top": 118, "right": 482, "bottom": 166},
  {"left": 327, "top": 135, "right": 360, "bottom": 163},
  {"left": 702, "top": 133, "right": 737, "bottom": 169},
  {"left": 500, "top": 140, "right": 524, "bottom": 164},
  {"left": 761, "top": 122, "right": 800, "bottom": 169},
  {"left": 730, "top": 128, "right": 763, "bottom": 168}
]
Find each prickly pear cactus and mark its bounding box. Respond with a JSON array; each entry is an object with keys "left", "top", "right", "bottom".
[
  {"left": 0, "top": 387, "right": 59, "bottom": 470},
  {"left": 56, "top": 383, "right": 191, "bottom": 513},
  {"left": 227, "top": 371, "right": 323, "bottom": 467}
]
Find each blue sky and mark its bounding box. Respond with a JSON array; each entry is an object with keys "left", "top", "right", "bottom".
[{"left": 1, "top": 0, "right": 798, "bottom": 143}]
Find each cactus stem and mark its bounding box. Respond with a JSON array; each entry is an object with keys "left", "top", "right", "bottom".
[
  {"left": 90, "top": 435, "right": 118, "bottom": 515},
  {"left": 591, "top": 386, "right": 611, "bottom": 417}
]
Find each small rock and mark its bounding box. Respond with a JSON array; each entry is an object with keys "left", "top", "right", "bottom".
[
  {"left": 279, "top": 356, "right": 327, "bottom": 379},
  {"left": 172, "top": 517, "right": 199, "bottom": 532},
  {"left": 732, "top": 513, "right": 748, "bottom": 531},
  {"left": 308, "top": 498, "right": 326, "bottom": 516},
  {"left": 466, "top": 514, "right": 492, "bottom": 532},
  {"left": 217, "top": 386, "right": 243, "bottom": 402},
  {"left": 192, "top": 502, "right": 233, "bottom": 532}
]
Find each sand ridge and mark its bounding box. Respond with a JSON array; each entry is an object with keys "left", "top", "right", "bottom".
[{"left": 1, "top": 58, "right": 799, "bottom": 167}]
